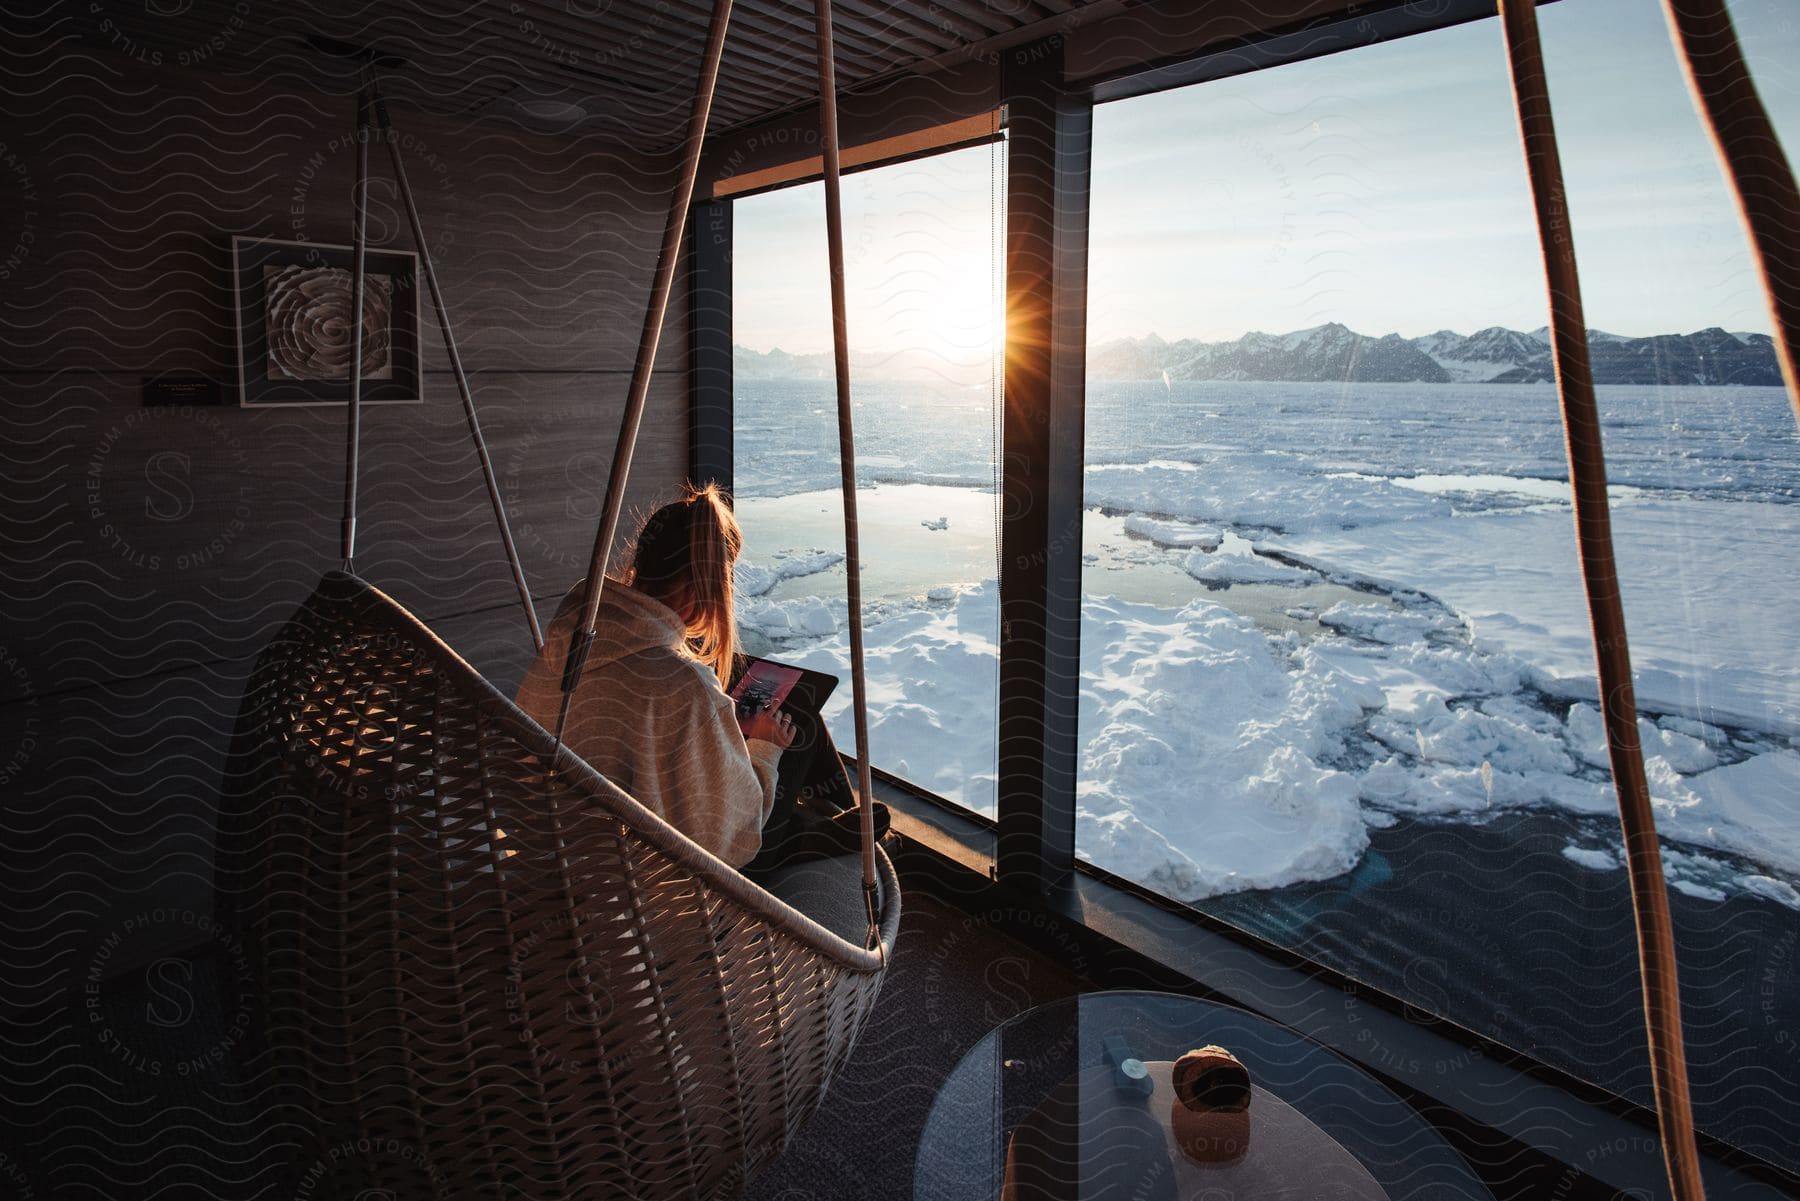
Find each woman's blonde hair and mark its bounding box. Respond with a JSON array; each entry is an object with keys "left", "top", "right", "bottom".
[{"left": 626, "top": 482, "right": 742, "bottom": 686}]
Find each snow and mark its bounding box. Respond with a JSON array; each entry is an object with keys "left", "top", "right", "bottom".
[
  {"left": 1563, "top": 845, "right": 1621, "bottom": 871},
  {"left": 1558, "top": 704, "right": 1716, "bottom": 775},
  {"left": 1319, "top": 601, "right": 1459, "bottom": 646},
  {"left": 1123, "top": 514, "right": 1223, "bottom": 550},
  {"left": 735, "top": 548, "right": 842, "bottom": 597},
  {"left": 1074, "top": 594, "right": 1378, "bottom": 899},
  {"left": 1276, "top": 498, "right": 1800, "bottom": 734},
  {"left": 753, "top": 514, "right": 1798, "bottom": 905},
  {"left": 1431, "top": 357, "right": 1514, "bottom": 385},
  {"left": 1738, "top": 875, "right": 1800, "bottom": 908},
  {"left": 735, "top": 379, "right": 1798, "bottom": 912},
  {"left": 740, "top": 594, "right": 840, "bottom": 638},
  {"left": 750, "top": 585, "right": 1000, "bottom": 809},
  {"left": 1183, "top": 545, "right": 1317, "bottom": 586},
  {"left": 1645, "top": 751, "right": 1800, "bottom": 880},
  {"left": 762, "top": 550, "right": 1796, "bottom": 906},
  {"left": 1086, "top": 454, "right": 1452, "bottom": 532}
]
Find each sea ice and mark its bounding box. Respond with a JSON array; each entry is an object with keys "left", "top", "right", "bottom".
[
  {"left": 1737, "top": 875, "right": 1800, "bottom": 909},
  {"left": 734, "top": 548, "right": 843, "bottom": 597},
  {"left": 737, "top": 425, "right": 1798, "bottom": 910},
  {"left": 1642, "top": 750, "right": 1800, "bottom": 879},
  {"left": 1183, "top": 546, "right": 1316, "bottom": 586},
  {"left": 1318, "top": 601, "right": 1459, "bottom": 646},
  {"left": 760, "top": 585, "right": 1002, "bottom": 811},
  {"left": 1562, "top": 845, "right": 1621, "bottom": 871},
  {"left": 1086, "top": 452, "right": 1453, "bottom": 532},
  {"left": 739, "top": 594, "right": 841, "bottom": 639},
  {"left": 1564, "top": 703, "right": 1719, "bottom": 774},
  {"left": 1122, "top": 514, "right": 1224, "bottom": 550},
  {"left": 738, "top": 378, "right": 1797, "bottom": 912},
  {"left": 1277, "top": 498, "right": 1800, "bottom": 735},
  {"left": 1077, "top": 594, "right": 1375, "bottom": 900}
]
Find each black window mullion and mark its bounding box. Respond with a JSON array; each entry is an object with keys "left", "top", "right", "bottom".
[
  {"left": 690, "top": 198, "right": 733, "bottom": 493},
  {"left": 996, "top": 41, "right": 1092, "bottom": 895}
]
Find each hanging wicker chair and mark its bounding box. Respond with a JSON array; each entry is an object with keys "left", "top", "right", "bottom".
[
  {"left": 212, "top": 3, "right": 900, "bottom": 1196},
  {"left": 215, "top": 570, "right": 898, "bottom": 1200}
]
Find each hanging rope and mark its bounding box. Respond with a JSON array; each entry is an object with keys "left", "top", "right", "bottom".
[
  {"left": 812, "top": 0, "right": 881, "bottom": 951},
  {"left": 335, "top": 74, "right": 544, "bottom": 650},
  {"left": 372, "top": 85, "right": 544, "bottom": 651},
  {"left": 1496, "top": 4, "right": 1705, "bottom": 1199},
  {"left": 1659, "top": 0, "right": 1800, "bottom": 419},
  {"left": 556, "top": 0, "right": 734, "bottom": 739}
]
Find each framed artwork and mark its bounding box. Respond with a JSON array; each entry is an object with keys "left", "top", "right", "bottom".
[{"left": 232, "top": 235, "right": 423, "bottom": 406}]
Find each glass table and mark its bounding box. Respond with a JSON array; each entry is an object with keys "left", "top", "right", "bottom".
[{"left": 914, "top": 990, "right": 1492, "bottom": 1201}]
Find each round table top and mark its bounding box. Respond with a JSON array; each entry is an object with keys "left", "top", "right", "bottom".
[{"left": 914, "top": 990, "right": 1493, "bottom": 1201}]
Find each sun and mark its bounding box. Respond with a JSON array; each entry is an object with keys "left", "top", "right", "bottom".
[{"left": 919, "top": 260, "right": 1006, "bottom": 365}]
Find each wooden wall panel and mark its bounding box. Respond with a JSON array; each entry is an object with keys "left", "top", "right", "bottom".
[
  {"left": 0, "top": 27, "right": 696, "bottom": 984},
  {"left": 0, "top": 369, "right": 683, "bottom": 703},
  {"left": 0, "top": 34, "right": 690, "bottom": 377}
]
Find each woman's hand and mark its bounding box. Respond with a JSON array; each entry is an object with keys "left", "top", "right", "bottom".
[{"left": 739, "top": 704, "right": 797, "bottom": 750}]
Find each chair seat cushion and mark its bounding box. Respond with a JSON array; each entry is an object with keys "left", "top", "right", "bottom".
[{"left": 755, "top": 854, "right": 877, "bottom": 945}]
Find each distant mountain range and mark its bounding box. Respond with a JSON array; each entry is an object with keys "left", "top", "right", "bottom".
[
  {"left": 1088, "top": 323, "right": 1782, "bottom": 386},
  {"left": 733, "top": 344, "right": 984, "bottom": 383},
  {"left": 736, "top": 324, "right": 1783, "bottom": 386}
]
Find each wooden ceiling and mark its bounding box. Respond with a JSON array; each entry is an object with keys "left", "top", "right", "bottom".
[{"left": 45, "top": 0, "right": 1115, "bottom": 145}]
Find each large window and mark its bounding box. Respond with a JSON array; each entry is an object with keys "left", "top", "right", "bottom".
[
  {"left": 1078, "top": 0, "right": 1799, "bottom": 1173},
  {"left": 730, "top": 140, "right": 1006, "bottom": 813}
]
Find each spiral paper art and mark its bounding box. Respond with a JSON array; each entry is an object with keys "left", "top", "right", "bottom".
[
  {"left": 233, "top": 236, "right": 420, "bottom": 406},
  {"left": 263, "top": 265, "right": 395, "bottom": 381}
]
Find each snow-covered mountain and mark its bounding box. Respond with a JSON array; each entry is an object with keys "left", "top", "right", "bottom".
[
  {"left": 737, "top": 324, "right": 1783, "bottom": 386},
  {"left": 1090, "top": 322, "right": 1450, "bottom": 383},
  {"left": 1420, "top": 326, "right": 1548, "bottom": 383},
  {"left": 1086, "top": 324, "right": 1783, "bottom": 385},
  {"left": 733, "top": 344, "right": 994, "bottom": 385}
]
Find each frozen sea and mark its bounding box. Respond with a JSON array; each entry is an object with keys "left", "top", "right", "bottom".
[{"left": 730, "top": 376, "right": 1800, "bottom": 1168}]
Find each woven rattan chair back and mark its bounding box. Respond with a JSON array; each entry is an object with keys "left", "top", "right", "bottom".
[{"left": 216, "top": 572, "right": 899, "bottom": 1201}]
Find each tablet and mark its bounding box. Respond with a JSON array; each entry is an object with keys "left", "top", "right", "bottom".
[{"left": 730, "top": 656, "right": 839, "bottom": 724}]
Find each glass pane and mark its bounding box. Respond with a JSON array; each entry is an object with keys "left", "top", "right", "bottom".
[
  {"left": 1078, "top": 0, "right": 1799, "bottom": 1171},
  {"left": 732, "top": 140, "right": 1006, "bottom": 814}
]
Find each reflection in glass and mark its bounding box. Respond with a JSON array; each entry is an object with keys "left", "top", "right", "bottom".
[{"left": 1077, "top": 0, "right": 1800, "bottom": 1172}]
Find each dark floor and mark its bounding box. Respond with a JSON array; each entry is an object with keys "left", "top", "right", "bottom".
[
  {"left": 3, "top": 879, "right": 1083, "bottom": 1201},
  {"left": 742, "top": 886, "right": 1085, "bottom": 1200},
  {"left": 10, "top": 860, "right": 1761, "bottom": 1201}
]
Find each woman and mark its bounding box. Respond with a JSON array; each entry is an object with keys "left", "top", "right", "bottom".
[{"left": 515, "top": 483, "right": 876, "bottom": 870}]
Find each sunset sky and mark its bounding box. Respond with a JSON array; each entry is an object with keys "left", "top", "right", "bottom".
[{"left": 732, "top": 0, "right": 1798, "bottom": 356}]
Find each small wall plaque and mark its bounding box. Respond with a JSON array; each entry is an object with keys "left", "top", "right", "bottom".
[{"left": 143, "top": 376, "right": 226, "bottom": 407}]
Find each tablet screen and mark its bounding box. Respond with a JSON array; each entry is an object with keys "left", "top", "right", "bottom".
[{"left": 730, "top": 656, "right": 838, "bottom": 722}]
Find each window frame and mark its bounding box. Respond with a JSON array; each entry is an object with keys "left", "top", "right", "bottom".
[{"left": 691, "top": 8, "right": 1800, "bottom": 1196}]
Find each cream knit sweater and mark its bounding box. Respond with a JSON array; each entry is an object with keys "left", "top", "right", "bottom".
[{"left": 515, "top": 580, "right": 783, "bottom": 867}]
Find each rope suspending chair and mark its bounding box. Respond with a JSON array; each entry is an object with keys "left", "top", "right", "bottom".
[
  {"left": 1498, "top": 3, "right": 1799, "bottom": 1198},
  {"left": 213, "top": 3, "right": 900, "bottom": 1198}
]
